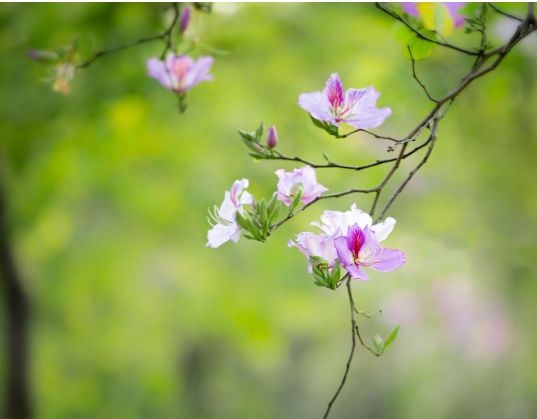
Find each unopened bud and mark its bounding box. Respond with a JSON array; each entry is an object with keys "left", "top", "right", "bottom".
[
  {"left": 27, "top": 49, "right": 58, "bottom": 62},
  {"left": 266, "top": 125, "right": 278, "bottom": 149},
  {"left": 179, "top": 6, "right": 192, "bottom": 34}
]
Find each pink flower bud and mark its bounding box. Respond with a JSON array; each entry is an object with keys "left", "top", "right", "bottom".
[
  {"left": 179, "top": 6, "right": 192, "bottom": 34},
  {"left": 266, "top": 125, "right": 278, "bottom": 149}
]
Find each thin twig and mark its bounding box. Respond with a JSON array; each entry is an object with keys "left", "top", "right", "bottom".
[
  {"left": 489, "top": 3, "right": 524, "bottom": 22},
  {"left": 407, "top": 46, "right": 438, "bottom": 103},
  {"left": 375, "top": 2, "right": 480, "bottom": 56},
  {"left": 77, "top": 3, "right": 179, "bottom": 69},
  {"left": 321, "top": 278, "right": 358, "bottom": 419}
]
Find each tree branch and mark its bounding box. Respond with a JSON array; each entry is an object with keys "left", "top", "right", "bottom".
[{"left": 77, "top": 3, "right": 180, "bottom": 69}]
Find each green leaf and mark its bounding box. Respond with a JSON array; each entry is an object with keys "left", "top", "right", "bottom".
[
  {"left": 288, "top": 188, "right": 303, "bottom": 214},
  {"left": 255, "top": 122, "right": 264, "bottom": 142},
  {"left": 382, "top": 325, "right": 400, "bottom": 353},
  {"left": 309, "top": 115, "right": 340, "bottom": 137}
]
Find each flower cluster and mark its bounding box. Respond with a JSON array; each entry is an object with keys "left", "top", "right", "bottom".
[
  {"left": 289, "top": 204, "right": 405, "bottom": 288},
  {"left": 207, "top": 164, "right": 328, "bottom": 249},
  {"left": 209, "top": 73, "right": 405, "bottom": 287}
]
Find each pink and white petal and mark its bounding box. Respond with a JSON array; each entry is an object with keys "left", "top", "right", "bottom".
[
  {"left": 347, "top": 264, "right": 369, "bottom": 281},
  {"left": 322, "top": 73, "right": 344, "bottom": 109},
  {"left": 347, "top": 87, "right": 381, "bottom": 110},
  {"left": 370, "top": 217, "right": 396, "bottom": 242},
  {"left": 344, "top": 88, "right": 370, "bottom": 109},
  {"left": 217, "top": 191, "right": 236, "bottom": 222},
  {"left": 146, "top": 58, "right": 173, "bottom": 89},
  {"left": 298, "top": 92, "right": 332, "bottom": 122},
  {"left": 206, "top": 222, "right": 238, "bottom": 248},
  {"left": 370, "top": 248, "right": 406, "bottom": 272},
  {"left": 344, "top": 204, "right": 373, "bottom": 230},
  {"left": 345, "top": 107, "right": 392, "bottom": 130},
  {"left": 334, "top": 236, "right": 354, "bottom": 267},
  {"left": 184, "top": 56, "right": 214, "bottom": 88}
]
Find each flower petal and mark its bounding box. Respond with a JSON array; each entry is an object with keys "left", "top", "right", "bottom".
[
  {"left": 370, "top": 217, "right": 396, "bottom": 242},
  {"left": 298, "top": 92, "right": 332, "bottom": 122},
  {"left": 334, "top": 236, "right": 354, "bottom": 267},
  {"left": 370, "top": 248, "right": 406, "bottom": 272},
  {"left": 206, "top": 222, "right": 239, "bottom": 248},
  {"left": 183, "top": 56, "right": 214, "bottom": 89},
  {"left": 146, "top": 58, "right": 172, "bottom": 89},
  {"left": 347, "top": 264, "right": 369, "bottom": 281},
  {"left": 401, "top": 2, "right": 419, "bottom": 17}
]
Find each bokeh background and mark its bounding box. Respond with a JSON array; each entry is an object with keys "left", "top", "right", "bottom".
[{"left": 1, "top": 3, "right": 537, "bottom": 418}]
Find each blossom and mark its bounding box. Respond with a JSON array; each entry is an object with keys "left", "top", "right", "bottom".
[
  {"left": 275, "top": 166, "right": 328, "bottom": 206},
  {"left": 146, "top": 54, "right": 213, "bottom": 93},
  {"left": 334, "top": 224, "right": 405, "bottom": 281},
  {"left": 266, "top": 125, "right": 278, "bottom": 149},
  {"left": 289, "top": 204, "right": 404, "bottom": 280},
  {"left": 207, "top": 179, "right": 253, "bottom": 248},
  {"left": 298, "top": 73, "right": 392, "bottom": 129},
  {"left": 402, "top": 3, "right": 466, "bottom": 35}
]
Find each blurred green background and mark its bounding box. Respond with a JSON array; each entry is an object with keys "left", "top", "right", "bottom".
[{"left": 1, "top": 3, "right": 537, "bottom": 418}]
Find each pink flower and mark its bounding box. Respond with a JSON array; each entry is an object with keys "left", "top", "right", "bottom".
[
  {"left": 275, "top": 166, "right": 328, "bottom": 206},
  {"left": 289, "top": 204, "right": 404, "bottom": 280},
  {"left": 146, "top": 54, "right": 213, "bottom": 93},
  {"left": 334, "top": 224, "right": 405, "bottom": 281},
  {"left": 207, "top": 179, "right": 253, "bottom": 248},
  {"left": 298, "top": 73, "right": 392, "bottom": 129}
]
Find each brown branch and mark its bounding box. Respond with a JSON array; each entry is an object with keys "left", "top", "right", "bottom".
[
  {"left": 375, "top": 2, "right": 480, "bottom": 56},
  {"left": 76, "top": 3, "right": 180, "bottom": 69}
]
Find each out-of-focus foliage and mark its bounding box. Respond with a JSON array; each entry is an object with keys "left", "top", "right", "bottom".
[{"left": 1, "top": 3, "right": 537, "bottom": 418}]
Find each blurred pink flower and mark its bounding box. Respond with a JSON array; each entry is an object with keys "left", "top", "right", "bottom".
[{"left": 146, "top": 54, "right": 213, "bottom": 93}]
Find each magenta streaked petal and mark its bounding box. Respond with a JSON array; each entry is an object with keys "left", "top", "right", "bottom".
[
  {"left": 370, "top": 248, "right": 406, "bottom": 272},
  {"left": 323, "top": 73, "right": 344, "bottom": 109},
  {"left": 298, "top": 91, "right": 332, "bottom": 122}
]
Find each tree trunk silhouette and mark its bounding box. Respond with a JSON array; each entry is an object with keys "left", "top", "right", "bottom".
[{"left": 0, "top": 183, "right": 31, "bottom": 419}]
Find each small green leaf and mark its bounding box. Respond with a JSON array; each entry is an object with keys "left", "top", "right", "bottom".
[
  {"left": 382, "top": 325, "right": 400, "bottom": 353},
  {"left": 255, "top": 122, "right": 264, "bottom": 142},
  {"left": 288, "top": 188, "right": 303, "bottom": 214}
]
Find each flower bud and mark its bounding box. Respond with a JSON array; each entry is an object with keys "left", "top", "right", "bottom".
[
  {"left": 266, "top": 125, "right": 278, "bottom": 149},
  {"left": 27, "top": 49, "right": 59, "bottom": 62},
  {"left": 179, "top": 6, "right": 192, "bottom": 34}
]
